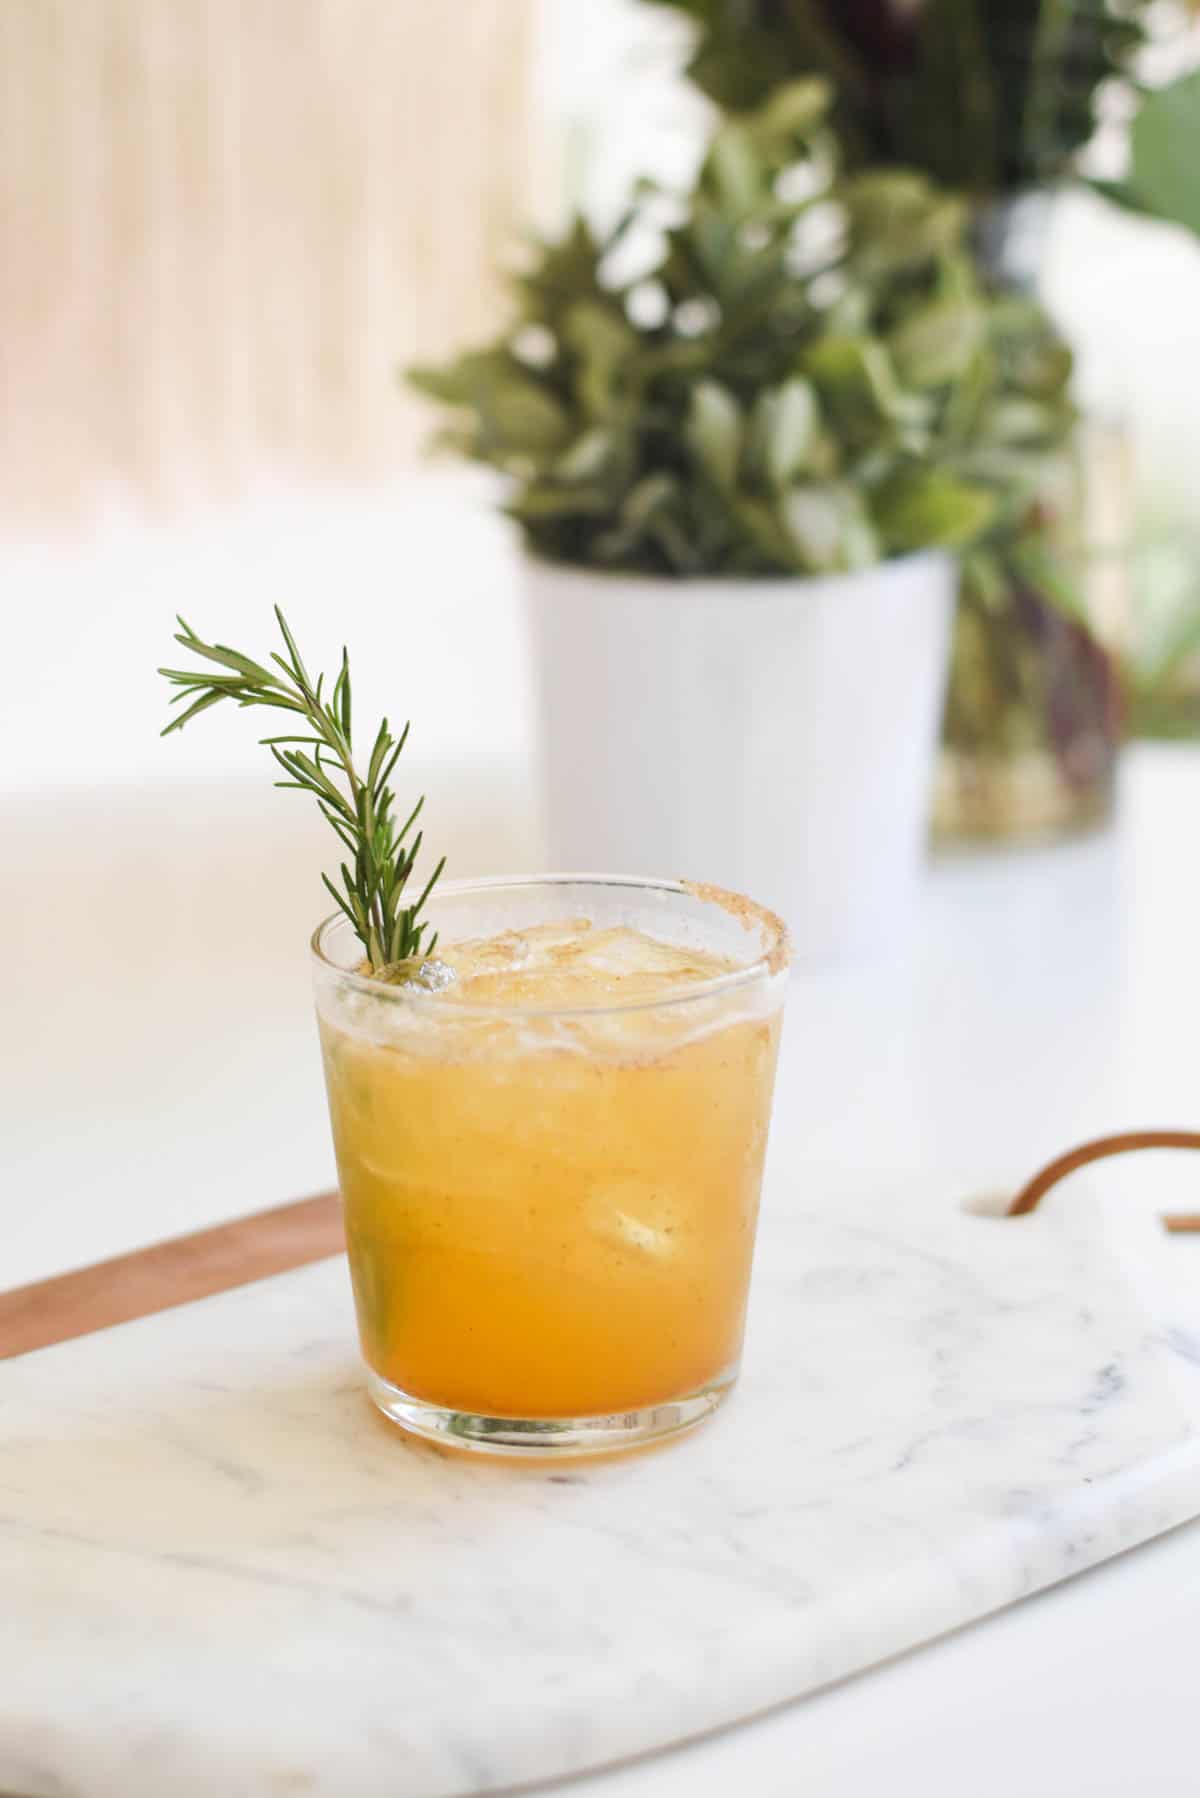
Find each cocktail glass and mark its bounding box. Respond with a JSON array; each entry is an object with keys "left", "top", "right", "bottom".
[{"left": 312, "top": 875, "right": 788, "bottom": 1456}]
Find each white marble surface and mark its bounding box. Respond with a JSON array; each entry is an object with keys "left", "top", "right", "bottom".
[{"left": 3, "top": 1169, "right": 1200, "bottom": 1798}]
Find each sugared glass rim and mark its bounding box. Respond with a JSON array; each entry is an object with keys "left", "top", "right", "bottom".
[{"left": 310, "top": 873, "right": 790, "bottom": 1020}]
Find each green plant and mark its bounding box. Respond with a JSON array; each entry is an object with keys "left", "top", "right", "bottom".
[
  {"left": 410, "top": 84, "right": 1074, "bottom": 578},
  {"left": 654, "top": 0, "right": 1157, "bottom": 198},
  {"left": 159, "top": 610, "right": 444, "bottom": 972},
  {"left": 1099, "top": 67, "right": 1200, "bottom": 235}
]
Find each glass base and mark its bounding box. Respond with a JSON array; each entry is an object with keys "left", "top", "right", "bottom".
[{"left": 365, "top": 1366, "right": 736, "bottom": 1458}]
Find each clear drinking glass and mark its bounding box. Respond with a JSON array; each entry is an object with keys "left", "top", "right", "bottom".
[{"left": 312, "top": 876, "right": 789, "bottom": 1456}]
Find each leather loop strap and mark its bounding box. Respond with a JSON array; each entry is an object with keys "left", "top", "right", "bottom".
[{"left": 1007, "top": 1131, "right": 1200, "bottom": 1227}]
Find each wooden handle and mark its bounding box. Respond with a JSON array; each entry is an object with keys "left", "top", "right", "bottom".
[
  {"left": 1007, "top": 1132, "right": 1200, "bottom": 1226},
  {"left": 0, "top": 1192, "right": 344, "bottom": 1361}
]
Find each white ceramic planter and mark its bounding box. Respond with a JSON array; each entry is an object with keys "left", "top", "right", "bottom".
[{"left": 525, "top": 551, "right": 956, "bottom": 964}]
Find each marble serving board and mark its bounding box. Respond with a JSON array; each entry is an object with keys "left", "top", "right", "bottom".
[{"left": 4, "top": 1168, "right": 1200, "bottom": 1798}]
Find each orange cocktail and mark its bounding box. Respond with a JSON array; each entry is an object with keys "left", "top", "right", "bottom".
[{"left": 313, "top": 877, "right": 788, "bottom": 1456}]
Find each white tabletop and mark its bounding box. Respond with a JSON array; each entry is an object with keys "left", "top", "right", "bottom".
[
  {"left": 593, "top": 746, "right": 1200, "bottom": 1798},
  {"left": 5, "top": 723, "right": 1200, "bottom": 1794}
]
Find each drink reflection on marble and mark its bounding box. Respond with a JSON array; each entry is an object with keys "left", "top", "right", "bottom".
[{"left": 312, "top": 876, "right": 789, "bottom": 1455}]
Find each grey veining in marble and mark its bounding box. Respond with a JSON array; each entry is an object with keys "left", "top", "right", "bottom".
[{"left": 3, "top": 1169, "right": 1199, "bottom": 1798}]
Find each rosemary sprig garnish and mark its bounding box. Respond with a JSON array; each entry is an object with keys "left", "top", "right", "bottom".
[{"left": 159, "top": 608, "right": 445, "bottom": 972}]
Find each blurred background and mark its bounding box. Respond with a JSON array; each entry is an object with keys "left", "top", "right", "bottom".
[
  {"left": 4, "top": 0, "right": 1200, "bottom": 1281},
  {"left": 4, "top": 1, "right": 1200, "bottom": 793}
]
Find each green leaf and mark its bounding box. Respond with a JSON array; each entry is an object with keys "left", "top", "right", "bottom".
[
  {"left": 1088, "top": 178, "right": 1153, "bottom": 221},
  {"left": 730, "top": 494, "right": 797, "bottom": 570},
  {"left": 555, "top": 426, "right": 617, "bottom": 483},
  {"left": 407, "top": 348, "right": 519, "bottom": 408},
  {"left": 410, "top": 348, "right": 569, "bottom": 454},
  {"left": 647, "top": 506, "right": 705, "bottom": 573},
  {"left": 778, "top": 482, "right": 879, "bottom": 572},
  {"left": 822, "top": 283, "right": 872, "bottom": 337},
  {"left": 805, "top": 336, "right": 930, "bottom": 429},
  {"left": 593, "top": 474, "right": 683, "bottom": 563},
  {"left": 516, "top": 216, "right": 606, "bottom": 313},
  {"left": 842, "top": 173, "right": 967, "bottom": 274},
  {"left": 979, "top": 398, "right": 1058, "bottom": 445},
  {"left": 158, "top": 688, "right": 226, "bottom": 737},
  {"left": 1015, "top": 340, "right": 1074, "bottom": 403},
  {"left": 487, "top": 381, "right": 570, "bottom": 453},
  {"left": 506, "top": 484, "right": 614, "bottom": 521},
  {"left": 746, "top": 378, "right": 820, "bottom": 490},
  {"left": 563, "top": 301, "right": 637, "bottom": 417},
  {"left": 888, "top": 297, "right": 985, "bottom": 389},
  {"left": 688, "top": 206, "right": 739, "bottom": 288},
  {"left": 707, "top": 122, "right": 761, "bottom": 216},
  {"left": 685, "top": 381, "right": 743, "bottom": 491},
  {"left": 953, "top": 443, "right": 1063, "bottom": 494},
  {"left": 754, "top": 78, "right": 832, "bottom": 146},
  {"left": 839, "top": 496, "right": 882, "bottom": 570},
  {"left": 1127, "top": 71, "right": 1200, "bottom": 238},
  {"left": 841, "top": 170, "right": 935, "bottom": 230},
  {"left": 873, "top": 469, "right": 997, "bottom": 552}
]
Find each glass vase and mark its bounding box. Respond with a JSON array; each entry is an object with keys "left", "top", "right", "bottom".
[{"left": 935, "top": 197, "right": 1131, "bottom": 846}]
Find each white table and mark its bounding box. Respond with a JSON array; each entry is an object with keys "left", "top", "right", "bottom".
[{"left": 4, "top": 742, "right": 1200, "bottom": 1797}]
